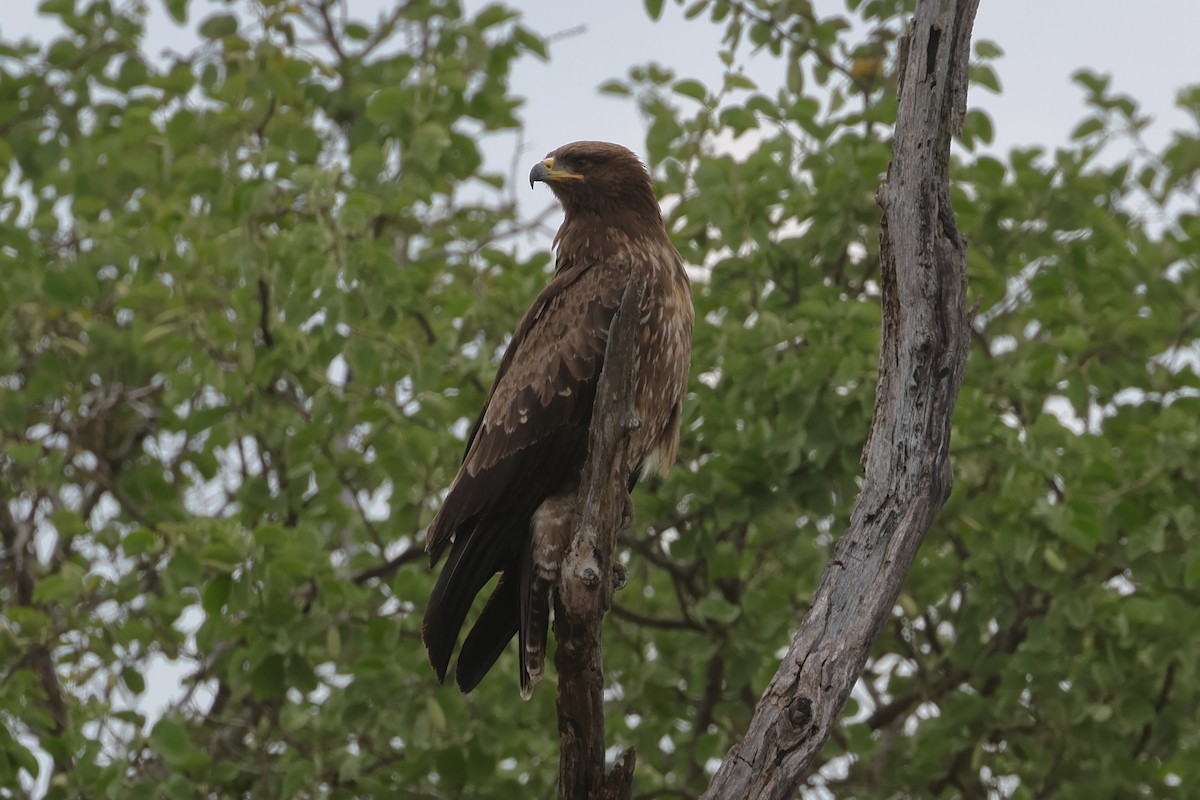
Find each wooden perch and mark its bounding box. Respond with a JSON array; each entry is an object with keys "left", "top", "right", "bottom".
[
  {"left": 702, "top": 1, "right": 979, "bottom": 798},
  {"left": 554, "top": 276, "right": 645, "bottom": 800}
]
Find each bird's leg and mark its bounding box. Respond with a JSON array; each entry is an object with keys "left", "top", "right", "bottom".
[
  {"left": 524, "top": 493, "right": 576, "bottom": 698},
  {"left": 520, "top": 574, "right": 551, "bottom": 701},
  {"left": 612, "top": 488, "right": 634, "bottom": 591},
  {"left": 620, "top": 488, "right": 635, "bottom": 531}
]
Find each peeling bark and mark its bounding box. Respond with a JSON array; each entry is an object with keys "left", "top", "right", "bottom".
[{"left": 702, "top": 1, "right": 980, "bottom": 797}]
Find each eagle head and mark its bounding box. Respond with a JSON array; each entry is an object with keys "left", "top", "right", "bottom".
[{"left": 529, "top": 141, "right": 659, "bottom": 219}]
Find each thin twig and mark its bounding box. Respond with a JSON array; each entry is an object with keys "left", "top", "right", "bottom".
[{"left": 351, "top": 543, "right": 425, "bottom": 585}]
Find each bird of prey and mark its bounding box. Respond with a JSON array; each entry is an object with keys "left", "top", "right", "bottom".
[{"left": 422, "top": 141, "right": 693, "bottom": 698}]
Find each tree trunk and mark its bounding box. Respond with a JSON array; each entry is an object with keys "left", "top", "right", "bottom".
[{"left": 702, "top": 1, "right": 980, "bottom": 797}]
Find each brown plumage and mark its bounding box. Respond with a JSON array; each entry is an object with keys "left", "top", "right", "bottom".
[{"left": 422, "top": 141, "right": 693, "bottom": 697}]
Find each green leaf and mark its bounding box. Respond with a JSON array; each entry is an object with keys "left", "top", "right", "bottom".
[
  {"left": 725, "top": 72, "right": 757, "bottom": 91},
  {"left": 1185, "top": 551, "right": 1200, "bottom": 589},
  {"left": 164, "top": 775, "right": 196, "bottom": 800},
  {"left": 128, "top": 783, "right": 157, "bottom": 800},
  {"left": 150, "top": 719, "right": 194, "bottom": 768},
  {"left": 511, "top": 26, "right": 547, "bottom": 59},
  {"left": 695, "top": 596, "right": 741, "bottom": 624},
  {"left": 287, "top": 655, "right": 319, "bottom": 694},
  {"left": 436, "top": 748, "right": 468, "bottom": 790},
  {"left": 426, "top": 696, "right": 447, "bottom": 733},
  {"left": 974, "top": 39, "right": 1004, "bottom": 59},
  {"left": 250, "top": 654, "right": 286, "bottom": 699},
  {"left": 673, "top": 79, "right": 708, "bottom": 102},
  {"left": 121, "top": 667, "right": 146, "bottom": 695},
  {"left": 969, "top": 63, "right": 1002, "bottom": 94},
  {"left": 201, "top": 574, "right": 232, "bottom": 614},
  {"left": 38, "top": 0, "right": 75, "bottom": 15},
  {"left": 786, "top": 59, "right": 804, "bottom": 94},
  {"left": 365, "top": 87, "right": 406, "bottom": 124},
  {"left": 1042, "top": 546, "right": 1067, "bottom": 573},
  {"left": 326, "top": 625, "right": 342, "bottom": 659},
  {"left": 32, "top": 572, "right": 81, "bottom": 604},
  {"left": 198, "top": 13, "right": 237, "bottom": 39},
  {"left": 645, "top": 0, "right": 665, "bottom": 21},
  {"left": 281, "top": 761, "right": 315, "bottom": 797},
  {"left": 42, "top": 270, "right": 84, "bottom": 306},
  {"left": 116, "top": 56, "right": 149, "bottom": 89},
  {"left": 166, "top": 0, "right": 188, "bottom": 24},
  {"left": 200, "top": 541, "right": 242, "bottom": 572},
  {"left": 1072, "top": 68, "right": 1111, "bottom": 96},
  {"left": 475, "top": 4, "right": 518, "bottom": 29},
  {"left": 598, "top": 79, "right": 630, "bottom": 96},
  {"left": 1071, "top": 117, "right": 1105, "bottom": 140},
  {"left": 121, "top": 528, "right": 158, "bottom": 558},
  {"left": 7, "top": 736, "right": 39, "bottom": 779},
  {"left": 719, "top": 106, "right": 758, "bottom": 134}
]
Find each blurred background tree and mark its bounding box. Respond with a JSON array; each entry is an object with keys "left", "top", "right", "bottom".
[{"left": 1, "top": 0, "right": 1196, "bottom": 798}]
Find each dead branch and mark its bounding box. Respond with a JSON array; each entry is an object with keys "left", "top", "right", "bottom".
[
  {"left": 554, "top": 276, "right": 645, "bottom": 800},
  {"left": 701, "top": 1, "right": 979, "bottom": 797}
]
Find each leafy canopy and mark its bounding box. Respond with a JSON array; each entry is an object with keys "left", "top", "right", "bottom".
[{"left": 1, "top": 0, "right": 1197, "bottom": 798}]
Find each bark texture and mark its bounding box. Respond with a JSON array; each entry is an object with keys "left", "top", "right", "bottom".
[
  {"left": 554, "top": 277, "right": 644, "bottom": 800},
  {"left": 702, "top": 1, "right": 979, "bottom": 797}
]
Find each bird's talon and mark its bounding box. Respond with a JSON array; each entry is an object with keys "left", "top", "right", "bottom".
[{"left": 611, "top": 563, "right": 629, "bottom": 591}]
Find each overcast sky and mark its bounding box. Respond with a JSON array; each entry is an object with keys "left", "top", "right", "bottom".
[
  {"left": 492, "top": 0, "right": 1199, "bottom": 161},
  {"left": 5, "top": 0, "right": 1199, "bottom": 188}
]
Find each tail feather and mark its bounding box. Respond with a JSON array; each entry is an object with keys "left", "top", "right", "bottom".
[
  {"left": 424, "top": 453, "right": 580, "bottom": 694},
  {"left": 422, "top": 523, "right": 508, "bottom": 683},
  {"left": 455, "top": 567, "right": 520, "bottom": 693},
  {"left": 446, "top": 534, "right": 553, "bottom": 699}
]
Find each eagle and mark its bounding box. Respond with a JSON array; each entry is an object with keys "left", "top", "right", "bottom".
[{"left": 422, "top": 141, "right": 693, "bottom": 698}]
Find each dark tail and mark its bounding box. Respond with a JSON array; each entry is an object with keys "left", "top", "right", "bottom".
[
  {"left": 422, "top": 523, "right": 510, "bottom": 683},
  {"left": 456, "top": 536, "right": 551, "bottom": 700},
  {"left": 424, "top": 489, "right": 570, "bottom": 695},
  {"left": 444, "top": 535, "right": 554, "bottom": 700},
  {"left": 455, "top": 564, "right": 520, "bottom": 692}
]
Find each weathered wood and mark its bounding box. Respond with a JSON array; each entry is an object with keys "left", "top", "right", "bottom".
[
  {"left": 554, "top": 276, "right": 644, "bottom": 800},
  {"left": 701, "top": 1, "right": 979, "bottom": 798}
]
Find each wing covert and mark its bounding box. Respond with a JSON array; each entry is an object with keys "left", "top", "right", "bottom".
[{"left": 427, "top": 261, "right": 624, "bottom": 560}]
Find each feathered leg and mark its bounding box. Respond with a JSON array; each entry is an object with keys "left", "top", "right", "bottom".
[{"left": 521, "top": 491, "right": 577, "bottom": 700}]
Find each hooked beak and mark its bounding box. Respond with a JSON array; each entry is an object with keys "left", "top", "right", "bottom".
[{"left": 529, "top": 157, "right": 583, "bottom": 189}]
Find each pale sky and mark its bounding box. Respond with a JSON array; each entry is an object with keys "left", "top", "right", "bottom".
[
  {"left": 494, "top": 0, "right": 1199, "bottom": 161},
  {"left": 5, "top": 0, "right": 1199, "bottom": 213},
  {"left": 4, "top": 0, "right": 1198, "bottom": 796}
]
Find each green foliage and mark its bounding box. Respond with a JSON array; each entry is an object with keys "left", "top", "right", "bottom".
[
  {"left": 2, "top": 0, "right": 550, "bottom": 796},
  {"left": 1, "top": 1, "right": 1197, "bottom": 798}
]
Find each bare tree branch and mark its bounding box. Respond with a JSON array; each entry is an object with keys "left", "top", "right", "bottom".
[
  {"left": 554, "top": 276, "right": 645, "bottom": 800},
  {"left": 351, "top": 542, "right": 425, "bottom": 585},
  {"left": 702, "top": 2, "right": 979, "bottom": 797}
]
